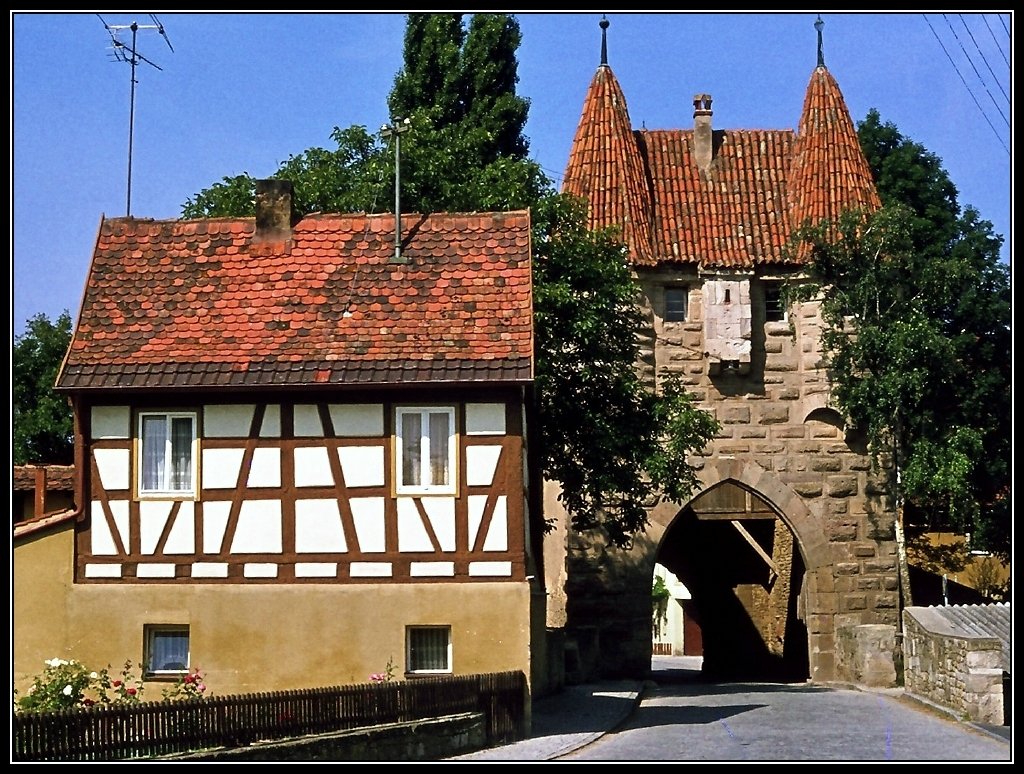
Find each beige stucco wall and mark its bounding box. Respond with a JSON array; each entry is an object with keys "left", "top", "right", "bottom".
[{"left": 14, "top": 523, "right": 533, "bottom": 700}]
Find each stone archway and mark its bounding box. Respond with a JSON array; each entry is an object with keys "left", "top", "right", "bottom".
[{"left": 644, "top": 458, "right": 837, "bottom": 682}]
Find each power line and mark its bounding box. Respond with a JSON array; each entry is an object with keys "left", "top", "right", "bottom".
[
  {"left": 981, "top": 13, "right": 1010, "bottom": 69},
  {"left": 959, "top": 14, "right": 1009, "bottom": 105},
  {"left": 942, "top": 14, "right": 1009, "bottom": 127},
  {"left": 923, "top": 14, "right": 1009, "bottom": 155}
]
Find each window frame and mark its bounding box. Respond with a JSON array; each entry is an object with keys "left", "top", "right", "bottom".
[
  {"left": 663, "top": 286, "right": 689, "bottom": 323},
  {"left": 394, "top": 406, "right": 458, "bottom": 496},
  {"left": 406, "top": 625, "right": 452, "bottom": 675},
  {"left": 763, "top": 281, "right": 788, "bottom": 323},
  {"left": 143, "top": 624, "right": 190, "bottom": 679},
  {"left": 137, "top": 410, "right": 198, "bottom": 499}
]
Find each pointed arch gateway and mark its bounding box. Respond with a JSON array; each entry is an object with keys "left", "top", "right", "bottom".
[{"left": 646, "top": 458, "right": 834, "bottom": 682}]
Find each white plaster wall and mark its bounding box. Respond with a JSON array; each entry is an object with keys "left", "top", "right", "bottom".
[
  {"left": 294, "top": 499, "right": 348, "bottom": 553},
  {"left": 466, "top": 403, "right": 506, "bottom": 435},
  {"left": 202, "top": 501, "right": 231, "bottom": 553},
  {"left": 329, "top": 404, "right": 384, "bottom": 437},
  {"left": 465, "top": 445, "right": 502, "bottom": 486},
  {"left": 294, "top": 405, "right": 323, "bottom": 437},
  {"left": 230, "top": 500, "right": 283, "bottom": 553},
  {"left": 247, "top": 447, "right": 281, "bottom": 488},
  {"left": 204, "top": 405, "right": 255, "bottom": 437},
  {"left": 260, "top": 405, "right": 282, "bottom": 438},
  {"left": 338, "top": 446, "right": 385, "bottom": 487},
  {"left": 94, "top": 448, "right": 130, "bottom": 491},
  {"left": 91, "top": 406, "right": 130, "bottom": 439},
  {"left": 350, "top": 497, "right": 386, "bottom": 552},
  {"left": 202, "top": 448, "right": 244, "bottom": 489},
  {"left": 293, "top": 447, "right": 334, "bottom": 487}
]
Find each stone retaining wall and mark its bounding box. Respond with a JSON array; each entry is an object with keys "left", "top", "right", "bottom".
[{"left": 902, "top": 609, "right": 1005, "bottom": 725}]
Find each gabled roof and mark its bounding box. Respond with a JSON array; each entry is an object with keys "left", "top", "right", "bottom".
[
  {"left": 56, "top": 210, "right": 533, "bottom": 391},
  {"left": 563, "top": 26, "right": 880, "bottom": 270}
]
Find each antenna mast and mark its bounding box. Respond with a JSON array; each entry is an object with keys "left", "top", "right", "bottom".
[
  {"left": 380, "top": 118, "right": 411, "bottom": 264},
  {"left": 98, "top": 14, "right": 174, "bottom": 217}
]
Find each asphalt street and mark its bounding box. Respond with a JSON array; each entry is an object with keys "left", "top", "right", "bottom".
[{"left": 451, "top": 656, "right": 1012, "bottom": 763}]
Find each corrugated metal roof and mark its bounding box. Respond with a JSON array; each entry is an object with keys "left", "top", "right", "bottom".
[{"left": 906, "top": 603, "right": 1011, "bottom": 673}]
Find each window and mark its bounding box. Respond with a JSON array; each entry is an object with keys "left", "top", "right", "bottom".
[
  {"left": 395, "top": 407, "right": 456, "bottom": 494},
  {"left": 764, "top": 282, "right": 787, "bottom": 322},
  {"left": 664, "top": 287, "right": 688, "bottom": 322},
  {"left": 139, "top": 412, "right": 197, "bottom": 496},
  {"left": 406, "top": 626, "right": 451, "bottom": 674},
  {"left": 144, "top": 625, "right": 189, "bottom": 676}
]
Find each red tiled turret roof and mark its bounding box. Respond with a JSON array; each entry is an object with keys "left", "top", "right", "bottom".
[
  {"left": 563, "top": 64, "right": 655, "bottom": 264},
  {"left": 787, "top": 65, "right": 882, "bottom": 230},
  {"left": 563, "top": 28, "right": 881, "bottom": 270},
  {"left": 56, "top": 210, "right": 533, "bottom": 391}
]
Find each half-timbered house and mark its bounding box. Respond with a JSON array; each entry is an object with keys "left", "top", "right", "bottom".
[{"left": 14, "top": 181, "right": 548, "bottom": 697}]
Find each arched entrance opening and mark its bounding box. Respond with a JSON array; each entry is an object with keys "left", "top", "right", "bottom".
[{"left": 653, "top": 480, "right": 809, "bottom": 682}]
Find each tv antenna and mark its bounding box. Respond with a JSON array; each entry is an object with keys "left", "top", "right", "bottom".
[{"left": 98, "top": 14, "right": 174, "bottom": 217}]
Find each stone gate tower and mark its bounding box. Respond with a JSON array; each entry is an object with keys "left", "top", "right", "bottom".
[{"left": 544, "top": 16, "right": 901, "bottom": 687}]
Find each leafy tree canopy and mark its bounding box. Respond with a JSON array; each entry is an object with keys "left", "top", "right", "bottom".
[
  {"left": 183, "top": 12, "right": 719, "bottom": 547},
  {"left": 792, "top": 110, "right": 1010, "bottom": 566},
  {"left": 13, "top": 311, "right": 75, "bottom": 465}
]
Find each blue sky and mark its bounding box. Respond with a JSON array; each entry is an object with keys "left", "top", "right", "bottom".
[{"left": 11, "top": 12, "right": 1012, "bottom": 337}]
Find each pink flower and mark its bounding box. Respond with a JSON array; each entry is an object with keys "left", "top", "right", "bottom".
[
  {"left": 127, "top": 687, "right": 137, "bottom": 696},
  {"left": 198, "top": 684, "right": 206, "bottom": 693}
]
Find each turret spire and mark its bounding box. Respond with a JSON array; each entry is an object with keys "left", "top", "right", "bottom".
[
  {"left": 600, "top": 15, "right": 609, "bottom": 66},
  {"left": 815, "top": 15, "right": 825, "bottom": 68}
]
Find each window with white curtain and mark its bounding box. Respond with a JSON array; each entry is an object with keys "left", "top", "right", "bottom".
[
  {"left": 406, "top": 626, "right": 451, "bottom": 674},
  {"left": 395, "top": 407, "right": 456, "bottom": 494},
  {"left": 139, "top": 412, "right": 197, "bottom": 496},
  {"left": 144, "top": 625, "right": 190, "bottom": 676}
]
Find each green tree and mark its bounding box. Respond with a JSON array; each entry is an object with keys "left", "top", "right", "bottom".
[
  {"left": 857, "top": 110, "right": 1011, "bottom": 563},
  {"left": 793, "top": 199, "right": 1008, "bottom": 606},
  {"left": 13, "top": 311, "right": 74, "bottom": 465},
  {"left": 388, "top": 13, "right": 466, "bottom": 130},
  {"left": 183, "top": 13, "right": 719, "bottom": 547},
  {"left": 533, "top": 195, "right": 718, "bottom": 545}
]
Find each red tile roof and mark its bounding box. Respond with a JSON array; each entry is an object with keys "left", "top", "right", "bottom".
[
  {"left": 56, "top": 211, "right": 533, "bottom": 390},
  {"left": 13, "top": 465, "right": 75, "bottom": 491},
  {"left": 563, "top": 60, "right": 880, "bottom": 269}
]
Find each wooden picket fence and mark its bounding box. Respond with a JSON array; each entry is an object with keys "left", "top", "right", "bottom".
[{"left": 13, "top": 671, "right": 527, "bottom": 761}]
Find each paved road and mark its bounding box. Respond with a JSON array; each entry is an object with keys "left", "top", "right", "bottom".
[{"left": 562, "top": 658, "right": 1011, "bottom": 762}]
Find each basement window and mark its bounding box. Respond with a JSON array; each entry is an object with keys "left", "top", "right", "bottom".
[
  {"left": 406, "top": 626, "right": 452, "bottom": 674},
  {"left": 144, "top": 625, "right": 190, "bottom": 678}
]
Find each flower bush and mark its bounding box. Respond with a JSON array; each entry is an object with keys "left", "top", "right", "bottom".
[
  {"left": 14, "top": 658, "right": 142, "bottom": 712},
  {"left": 15, "top": 658, "right": 211, "bottom": 712},
  {"left": 98, "top": 660, "right": 145, "bottom": 706},
  {"left": 161, "top": 666, "right": 208, "bottom": 701},
  {"left": 369, "top": 655, "right": 397, "bottom": 683}
]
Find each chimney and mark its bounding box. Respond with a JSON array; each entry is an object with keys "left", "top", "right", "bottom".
[
  {"left": 693, "top": 93, "right": 713, "bottom": 173},
  {"left": 254, "top": 179, "right": 294, "bottom": 243},
  {"left": 34, "top": 466, "right": 48, "bottom": 518}
]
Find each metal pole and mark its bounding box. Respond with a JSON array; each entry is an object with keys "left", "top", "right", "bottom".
[
  {"left": 394, "top": 129, "right": 401, "bottom": 261},
  {"left": 127, "top": 21, "right": 138, "bottom": 216}
]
